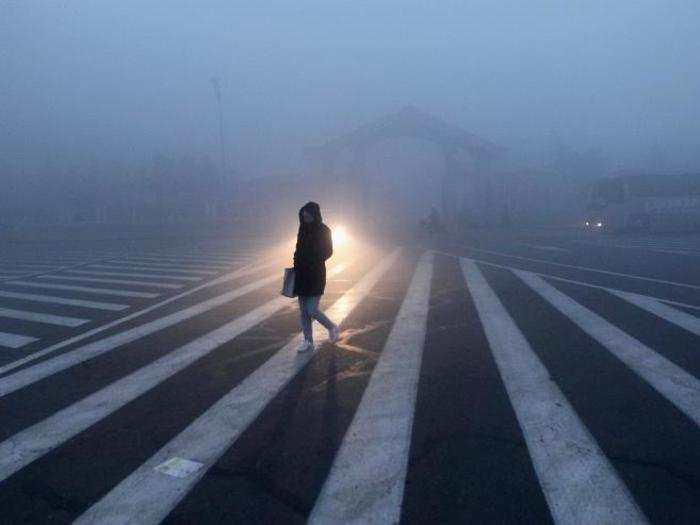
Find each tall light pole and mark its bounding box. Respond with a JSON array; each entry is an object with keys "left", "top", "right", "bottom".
[{"left": 210, "top": 77, "right": 227, "bottom": 177}]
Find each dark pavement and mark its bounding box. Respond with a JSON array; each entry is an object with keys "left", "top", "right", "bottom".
[{"left": 0, "top": 230, "right": 699, "bottom": 524}]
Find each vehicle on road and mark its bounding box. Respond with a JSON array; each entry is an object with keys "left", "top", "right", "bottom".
[{"left": 584, "top": 173, "right": 700, "bottom": 232}]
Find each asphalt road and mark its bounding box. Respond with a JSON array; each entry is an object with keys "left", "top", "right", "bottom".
[{"left": 0, "top": 229, "right": 699, "bottom": 524}]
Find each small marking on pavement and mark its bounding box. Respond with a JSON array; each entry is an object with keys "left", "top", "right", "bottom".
[{"left": 155, "top": 458, "right": 204, "bottom": 479}]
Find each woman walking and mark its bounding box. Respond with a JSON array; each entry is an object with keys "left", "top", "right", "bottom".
[{"left": 293, "top": 201, "right": 340, "bottom": 352}]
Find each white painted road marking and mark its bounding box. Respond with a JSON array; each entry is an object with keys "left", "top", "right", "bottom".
[
  {"left": 4, "top": 281, "right": 160, "bottom": 299},
  {"left": 0, "top": 262, "right": 349, "bottom": 484},
  {"left": 124, "top": 258, "right": 233, "bottom": 267},
  {"left": 0, "top": 260, "right": 278, "bottom": 377},
  {"left": 520, "top": 244, "right": 571, "bottom": 253},
  {"left": 456, "top": 243, "right": 700, "bottom": 291},
  {"left": 310, "top": 252, "right": 432, "bottom": 524},
  {"left": 130, "top": 254, "right": 239, "bottom": 264},
  {"left": 516, "top": 270, "right": 700, "bottom": 427},
  {"left": 0, "top": 291, "right": 128, "bottom": 311},
  {"left": 108, "top": 260, "right": 230, "bottom": 271},
  {"left": 74, "top": 249, "right": 401, "bottom": 525},
  {"left": 67, "top": 270, "right": 201, "bottom": 282},
  {"left": 572, "top": 239, "right": 700, "bottom": 257},
  {"left": 609, "top": 289, "right": 700, "bottom": 337},
  {"left": 88, "top": 264, "right": 217, "bottom": 275},
  {"left": 0, "top": 307, "right": 89, "bottom": 327},
  {"left": 0, "top": 262, "right": 58, "bottom": 268},
  {"left": 0, "top": 331, "right": 38, "bottom": 349},
  {"left": 37, "top": 274, "right": 184, "bottom": 289},
  {"left": 0, "top": 269, "right": 283, "bottom": 397},
  {"left": 462, "top": 260, "right": 646, "bottom": 525},
  {"left": 448, "top": 253, "right": 700, "bottom": 313},
  {"left": 0, "top": 258, "right": 124, "bottom": 283}
]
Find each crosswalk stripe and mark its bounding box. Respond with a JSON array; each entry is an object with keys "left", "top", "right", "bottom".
[
  {"left": 88, "top": 264, "right": 217, "bottom": 275},
  {"left": 0, "top": 266, "right": 56, "bottom": 274},
  {"left": 0, "top": 307, "right": 89, "bottom": 327},
  {"left": 573, "top": 240, "right": 673, "bottom": 252},
  {"left": 436, "top": 250, "right": 700, "bottom": 313},
  {"left": 67, "top": 270, "right": 201, "bottom": 282},
  {"left": 515, "top": 270, "right": 700, "bottom": 427},
  {"left": 0, "top": 262, "right": 57, "bottom": 268},
  {"left": 462, "top": 260, "right": 646, "bottom": 525},
  {"left": 0, "top": 262, "right": 349, "bottom": 485},
  {"left": 0, "top": 261, "right": 278, "bottom": 377},
  {"left": 4, "top": 281, "right": 159, "bottom": 299},
  {"left": 107, "top": 260, "right": 230, "bottom": 271},
  {"left": 37, "top": 274, "right": 184, "bottom": 289},
  {"left": 616, "top": 245, "right": 700, "bottom": 257},
  {"left": 0, "top": 290, "right": 128, "bottom": 311},
  {"left": 0, "top": 263, "right": 62, "bottom": 268},
  {"left": 0, "top": 267, "right": 283, "bottom": 397},
  {"left": 457, "top": 243, "right": 700, "bottom": 291},
  {"left": 130, "top": 255, "right": 239, "bottom": 264},
  {"left": 124, "top": 257, "right": 234, "bottom": 268},
  {"left": 519, "top": 243, "right": 571, "bottom": 253},
  {"left": 0, "top": 331, "right": 38, "bottom": 349},
  {"left": 50, "top": 259, "right": 99, "bottom": 263},
  {"left": 309, "top": 251, "right": 432, "bottom": 524},
  {"left": 609, "top": 289, "right": 700, "bottom": 337},
  {"left": 74, "top": 249, "right": 401, "bottom": 525},
  {"left": 574, "top": 239, "right": 700, "bottom": 257}
]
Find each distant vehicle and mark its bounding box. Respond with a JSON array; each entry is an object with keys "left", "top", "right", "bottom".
[{"left": 584, "top": 173, "right": 700, "bottom": 232}]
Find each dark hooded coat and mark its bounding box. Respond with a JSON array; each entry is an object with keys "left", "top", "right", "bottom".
[{"left": 293, "top": 202, "right": 333, "bottom": 296}]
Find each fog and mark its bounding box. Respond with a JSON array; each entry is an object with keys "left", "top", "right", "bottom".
[{"left": 2, "top": 1, "right": 700, "bottom": 236}]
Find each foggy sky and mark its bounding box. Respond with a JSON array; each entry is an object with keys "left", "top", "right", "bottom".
[{"left": 3, "top": 1, "right": 700, "bottom": 176}]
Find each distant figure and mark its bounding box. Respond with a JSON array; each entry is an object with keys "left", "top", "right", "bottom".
[
  {"left": 293, "top": 201, "right": 340, "bottom": 352},
  {"left": 420, "top": 206, "right": 445, "bottom": 235}
]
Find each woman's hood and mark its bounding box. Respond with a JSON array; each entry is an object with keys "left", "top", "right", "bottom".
[{"left": 299, "top": 201, "right": 322, "bottom": 225}]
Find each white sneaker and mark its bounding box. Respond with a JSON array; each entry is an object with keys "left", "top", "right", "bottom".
[
  {"left": 297, "top": 340, "right": 314, "bottom": 353},
  {"left": 329, "top": 325, "right": 340, "bottom": 343}
]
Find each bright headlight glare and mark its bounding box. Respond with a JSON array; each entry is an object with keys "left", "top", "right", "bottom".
[{"left": 333, "top": 225, "right": 349, "bottom": 246}]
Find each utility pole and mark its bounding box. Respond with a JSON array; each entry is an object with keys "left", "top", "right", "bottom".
[
  {"left": 210, "top": 77, "right": 227, "bottom": 177},
  {"left": 210, "top": 77, "right": 228, "bottom": 221}
]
